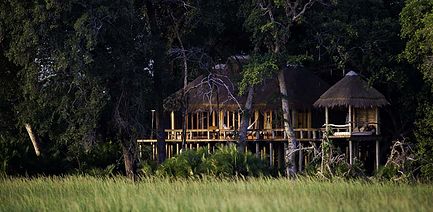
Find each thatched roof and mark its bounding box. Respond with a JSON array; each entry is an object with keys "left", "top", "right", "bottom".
[
  {"left": 313, "top": 71, "right": 389, "bottom": 108},
  {"left": 164, "top": 64, "right": 329, "bottom": 112}
]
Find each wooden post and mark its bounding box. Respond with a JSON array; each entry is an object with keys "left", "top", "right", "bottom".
[
  {"left": 375, "top": 140, "right": 380, "bottom": 170},
  {"left": 375, "top": 107, "right": 380, "bottom": 135},
  {"left": 325, "top": 107, "right": 329, "bottom": 131},
  {"left": 349, "top": 140, "right": 353, "bottom": 165},
  {"left": 212, "top": 111, "right": 216, "bottom": 126},
  {"left": 238, "top": 112, "right": 241, "bottom": 130},
  {"left": 191, "top": 113, "right": 194, "bottom": 129},
  {"left": 307, "top": 109, "right": 312, "bottom": 128},
  {"left": 219, "top": 111, "right": 224, "bottom": 129},
  {"left": 270, "top": 111, "right": 273, "bottom": 129},
  {"left": 232, "top": 111, "right": 235, "bottom": 129},
  {"left": 227, "top": 111, "right": 230, "bottom": 128},
  {"left": 171, "top": 111, "right": 175, "bottom": 129},
  {"left": 299, "top": 143, "right": 303, "bottom": 172},
  {"left": 255, "top": 142, "right": 260, "bottom": 158},
  {"left": 269, "top": 142, "right": 273, "bottom": 167},
  {"left": 348, "top": 106, "right": 352, "bottom": 133}
]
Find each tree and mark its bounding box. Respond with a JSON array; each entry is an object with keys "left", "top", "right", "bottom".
[
  {"left": 0, "top": 0, "right": 154, "bottom": 179},
  {"left": 400, "top": 0, "right": 433, "bottom": 180},
  {"left": 241, "top": 0, "right": 323, "bottom": 176}
]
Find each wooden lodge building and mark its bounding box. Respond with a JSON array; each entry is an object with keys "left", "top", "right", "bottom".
[{"left": 138, "top": 58, "right": 389, "bottom": 171}]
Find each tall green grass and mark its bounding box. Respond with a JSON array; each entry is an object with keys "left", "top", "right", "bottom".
[{"left": 1, "top": 176, "right": 432, "bottom": 211}]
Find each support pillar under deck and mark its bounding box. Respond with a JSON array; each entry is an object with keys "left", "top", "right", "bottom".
[{"left": 349, "top": 140, "right": 353, "bottom": 165}]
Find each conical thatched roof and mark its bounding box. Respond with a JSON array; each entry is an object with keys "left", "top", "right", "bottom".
[
  {"left": 164, "top": 64, "right": 329, "bottom": 112},
  {"left": 313, "top": 71, "right": 389, "bottom": 108}
]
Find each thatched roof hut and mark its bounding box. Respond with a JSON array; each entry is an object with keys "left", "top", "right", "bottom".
[
  {"left": 313, "top": 71, "right": 389, "bottom": 108},
  {"left": 164, "top": 64, "right": 329, "bottom": 112}
]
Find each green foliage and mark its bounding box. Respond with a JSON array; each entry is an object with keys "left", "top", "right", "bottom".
[
  {"left": 415, "top": 102, "right": 433, "bottom": 181},
  {"left": 239, "top": 55, "right": 278, "bottom": 95},
  {"left": 157, "top": 146, "right": 270, "bottom": 178},
  {"left": 400, "top": 0, "right": 433, "bottom": 86}
]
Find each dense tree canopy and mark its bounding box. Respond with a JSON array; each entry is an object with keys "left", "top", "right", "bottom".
[{"left": 0, "top": 0, "right": 432, "bottom": 180}]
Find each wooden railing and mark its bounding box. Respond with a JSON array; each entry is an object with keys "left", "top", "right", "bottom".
[
  {"left": 138, "top": 128, "right": 322, "bottom": 143},
  {"left": 324, "top": 123, "right": 379, "bottom": 138}
]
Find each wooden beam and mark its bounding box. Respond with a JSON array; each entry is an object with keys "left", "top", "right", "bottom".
[
  {"left": 299, "top": 143, "right": 303, "bottom": 172},
  {"left": 325, "top": 107, "right": 329, "bottom": 131},
  {"left": 375, "top": 107, "right": 380, "bottom": 135},
  {"left": 227, "top": 111, "right": 230, "bottom": 128},
  {"left": 375, "top": 140, "right": 380, "bottom": 170},
  {"left": 238, "top": 111, "right": 241, "bottom": 130},
  {"left": 219, "top": 111, "right": 223, "bottom": 129},
  {"left": 232, "top": 111, "right": 235, "bottom": 129},
  {"left": 348, "top": 106, "right": 352, "bottom": 133},
  {"left": 349, "top": 140, "right": 353, "bottom": 165},
  {"left": 269, "top": 142, "right": 273, "bottom": 167},
  {"left": 170, "top": 111, "right": 175, "bottom": 130}
]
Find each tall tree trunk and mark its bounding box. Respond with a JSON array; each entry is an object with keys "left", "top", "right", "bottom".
[
  {"left": 181, "top": 97, "right": 187, "bottom": 151},
  {"left": 239, "top": 86, "right": 254, "bottom": 153},
  {"left": 24, "top": 123, "right": 41, "bottom": 157},
  {"left": 277, "top": 69, "right": 298, "bottom": 177},
  {"left": 156, "top": 111, "right": 166, "bottom": 164},
  {"left": 121, "top": 138, "right": 137, "bottom": 181},
  {"left": 146, "top": 0, "right": 167, "bottom": 163}
]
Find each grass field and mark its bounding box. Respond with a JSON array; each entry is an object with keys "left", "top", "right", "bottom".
[{"left": 1, "top": 176, "right": 432, "bottom": 211}]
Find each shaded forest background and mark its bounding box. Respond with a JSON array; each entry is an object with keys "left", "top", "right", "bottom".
[{"left": 0, "top": 0, "right": 432, "bottom": 180}]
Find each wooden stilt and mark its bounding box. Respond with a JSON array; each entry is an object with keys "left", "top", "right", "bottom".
[
  {"left": 349, "top": 140, "right": 353, "bottom": 165},
  {"left": 348, "top": 106, "right": 352, "bottom": 133},
  {"left": 375, "top": 140, "right": 380, "bottom": 170},
  {"left": 139, "top": 144, "right": 142, "bottom": 159},
  {"left": 325, "top": 107, "right": 329, "bottom": 131},
  {"left": 232, "top": 111, "right": 235, "bottom": 129},
  {"left": 299, "top": 143, "right": 303, "bottom": 172},
  {"left": 375, "top": 107, "right": 380, "bottom": 135},
  {"left": 151, "top": 143, "right": 156, "bottom": 160},
  {"left": 238, "top": 112, "right": 241, "bottom": 130},
  {"left": 269, "top": 142, "right": 273, "bottom": 167},
  {"left": 255, "top": 142, "right": 260, "bottom": 158},
  {"left": 171, "top": 111, "right": 175, "bottom": 129}
]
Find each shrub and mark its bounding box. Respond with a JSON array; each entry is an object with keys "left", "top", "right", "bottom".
[{"left": 156, "top": 145, "right": 270, "bottom": 178}]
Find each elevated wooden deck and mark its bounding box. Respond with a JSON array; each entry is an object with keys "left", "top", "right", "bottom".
[{"left": 137, "top": 128, "right": 323, "bottom": 143}]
